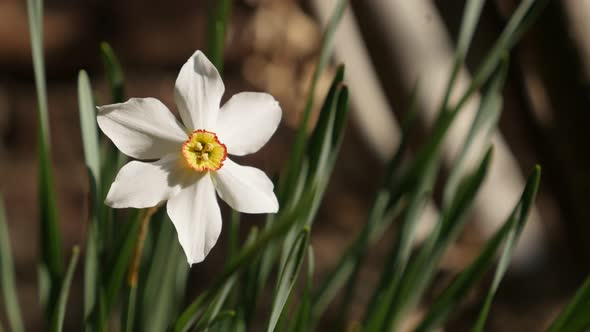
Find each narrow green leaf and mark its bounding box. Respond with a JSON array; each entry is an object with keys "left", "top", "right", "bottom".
[
  {"left": 268, "top": 228, "right": 310, "bottom": 332},
  {"left": 363, "top": 155, "right": 439, "bottom": 331},
  {"left": 26, "top": 0, "right": 64, "bottom": 311},
  {"left": 195, "top": 311, "right": 236, "bottom": 332},
  {"left": 0, "top": 195, "right": 24, "bottom": 332},
  {"left": 312, "top": 85, "right": 419, "bottom": 322},
  {"left": 383, "top": 148, "right": 493, "bottom": 331},
  {"left": 78, "top": 70, "right": 101, "bottom": 184},
  {"left": 206, "top": 0, "right": 232, "bottom": 73},
  {"left": 104, "top": 211, "right": 141, "bottom": 310},
  {"left": 453, "top": 0, "right": 547, "bottom": 112},
  {"left": 280, "top": 0, "right": 346, "bottom": 201},
  {"left": 137, "top": 210, "right": 188, "bottom": 332},
  {"left": 194, "top": 276, "right": 236, "bottom": 332},
  {"left": 83, "top": 222, "right": 100, "bottom": 327},
  {"left": 290, "top": 246, "right": 315, "bottom": 332},
  {"left": 440, "top": 0, "right": 485, "bottom": 111},
  {"left": 175, "top": 192, "right": 316, "bottom": 332},
  {"left": 472, "top": 166, "right": 541, "bottom": 332},
  {"left": 124, "top": 286, "right": 138, "bottom": 332},
  {"left": 416, "top": 176, "right": 525, "bottom": 331},
  {"left": 547, "top": 274, "right": 590, "bottom": 332},
  {"left": 100, "top": 42, "right": 125, "bottom": 104},
  {"left": 228, "top": 210, "right": 240, "bottom": 259},
  {"left": 443, "top": 57, "right": 507, "bottom": 207},
  {"left": 50, "top": 246, "right": 80, "bottom": 332},
  {"left": 77, "top": 70, "right": 104, "bottom": 326}
]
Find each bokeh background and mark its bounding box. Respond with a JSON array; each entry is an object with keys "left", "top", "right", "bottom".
[{"left": 1, "top": 0, "right": 589, "bottom": 330}]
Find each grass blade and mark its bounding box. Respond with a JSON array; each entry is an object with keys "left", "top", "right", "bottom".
[
  {"left": 194, "top": 276, "right": 236, "bottom": 332},
  {"left": 139, "top": 212, "right": 188, "bottom": 332},
  {"left": 547, "top": 274, "right": 590, "bottom": 332},
  {"left": 415, "top": 169, "right": 532, "bottom": 331},
  {"left": 50, "top": 246, "right": 80, "bottom": 332},
  {"left": 440, "top": 0, "right": 485, "bottom": 111},
  {"left": 267, "top": 228, "right": 310, "bottom": 332},
  {"left": 104, "top": 211, "right": 142, "bottom": 310},
  {"left": 77, "top": 70, "right": 104, "bottom": 325},
  {"left": 78, "top": 70, "right": 101, "bottom": 184},
  {"left": 311, "top": 86, "right": 419, "bottom": 321},
  {"left": 443, "top": 58, "right": 507, "bottom": 207},
  {"left": 206, "top": 0, "right": 232, "bottom": 73},
  {"left": 26, "top": 0, "right": 64, "bottom": 315},
  {"left": 290, "top": 246, "right": 315, "bottom": 332},
  {"left": 194, "top": 311, "right": 236, "bottom": 332},
  {"left": 472, "top": 166, "right": 541, "bottom": 332},
  {"left": 453, "top": 0, "right": 547, "bottom": 112},
  {"left": 100, "top": 42, "right": 125, "bottom": 104},
  {"left": 0, "top": 195, "right": 24, "bottom": 332},
  {"left": 280, "top": 0, "right": 346, "bottom": 201}
]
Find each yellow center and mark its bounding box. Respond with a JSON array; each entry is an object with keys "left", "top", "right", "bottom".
[{"left": 182, "top": 130, "right": 227, "bottom": 172}]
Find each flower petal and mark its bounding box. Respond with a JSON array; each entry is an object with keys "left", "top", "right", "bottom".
[
  {"left": 97, "top": 98, "right": 187, "bottom": 159},
  {"left": 174, "top": 50, "right": 225, "bottom": 130},
  {"left": 213, "top": 158, "right": 278, "bottom": 214},
  {"left": 105, "top": 154, "right": 183, "bottom": 209},
  {"left": 215, "top": 92, "right": 281, "bottom": 156},
  {"left": 167, "top": 174, "right": 222, "bottom": 265}
]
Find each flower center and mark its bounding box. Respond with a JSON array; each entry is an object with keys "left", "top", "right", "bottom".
[{"left": 182, "top": 130, "right": 227, "bottom": 172}]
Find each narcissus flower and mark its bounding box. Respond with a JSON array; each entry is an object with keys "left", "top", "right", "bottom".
[{"left": 97, "top": 51, "right": 281, "bottom": 265}]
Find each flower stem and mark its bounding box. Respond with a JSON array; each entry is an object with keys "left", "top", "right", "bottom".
[{"left": 127, "top": 207, "right": 157, "bottom": 287}]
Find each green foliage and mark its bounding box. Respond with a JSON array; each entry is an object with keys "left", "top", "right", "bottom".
[
  {"left": 547, "top": 274, "right": 590, "bottom": 332},
  {"left": 0, "top": 195, "right": 24, "bottom": 332},
  {"left": 26, "top": 0, "right": 64, "bottom": 317},
  {"left": 7, "top": 0, "right": 589, "bottom": 332}
]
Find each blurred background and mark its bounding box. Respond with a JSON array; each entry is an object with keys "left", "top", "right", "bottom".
[{"left": 1, "top": 0, "right": 589, "bottom": 330}]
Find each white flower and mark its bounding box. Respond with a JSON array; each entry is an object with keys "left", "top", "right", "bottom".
[{"left": 97, "top": 51, "right": 281, "bottom": 265}]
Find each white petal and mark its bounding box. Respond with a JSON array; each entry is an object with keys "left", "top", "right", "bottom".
[
  {"left": 174, "top": 50, "right": 225, "bottom": 130},
  {"left": 167, "top": 174, "right": 222, "bottom": 265},
  {"left": 105, "top": 154, "right": 183, "bottom": 209},
  {"left": 97, "top": 98, "right": 187, "bottom": 159},
  {"left": 213, "top": 159, "right": 278, "bottom": 214},
  {"left": 215, "top": 92, "right": 281, "bottom": 156}
]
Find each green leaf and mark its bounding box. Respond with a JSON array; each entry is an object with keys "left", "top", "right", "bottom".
[
  {"left": 124, "top": 286, "right": 138, "bottom": 332},
  {"left": 0, "top": 195, "right": 24, "bottom": 332},
  {"left": 312, "top": 84, "right": 419, "bottom": 322},
  {"left": 100, "top": 42, "right": 125, "bottom": 104},
  {"left": 280, "top": 0, "right": 346, "bottom": 201},
  {"left": 104, "top": 210, "right": 141, "bottom": 310},
  {"left": 547, "top": 274, "right": 590, "bottom": 332},
  {"left": 453, "top": 0, "right": 547, "bottom": 112},
  {"left": 440, "top": 0, "right": 485, "bottom": 111},
  {"left": 472, "top": 166, "right": 541, "bottom": 332},
  {"left": 50, "top": 246, "right": 80, "bottom": 332},
  {"left": 290, "top": 246, "right": 315, "bottom": 332},
  {"left": 363, "top": 139, "right": 443, "bottom": 332},
  {"left": 443, "top": 57, "right": 507, "bottom": 207},
  {"left": 194, "top": 276, "right": 236, "bottom": 332},
  {"left": 267, "top": 228, "right": 310, "bottom": 332},
  {"left": 77, "top": 70, "right": 104, "bottom": 326},
  {"left": 382, "top": 148, "right": 493, "bottom": 331},
  {"left": 194, "top": 311, "right": 236, "bottom": 332},
  {"left": 139, "top": 213, "right": 189, "bottom": 332},
  {"left": 416, "top": 170, "right": 531, "bottom": 331},
  {"left": 26, "top": 0, "right": 64, "bottom": 313},
  {"left": 206, "top": 0, "right": 232, "bottom": 73},
  {"left": 78, "top": 70, "right": 101, "bottom": 185}
]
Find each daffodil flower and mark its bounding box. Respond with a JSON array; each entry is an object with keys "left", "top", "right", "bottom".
[{"left": 97, "top": 51, "right": 281, "bottom": 265}]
